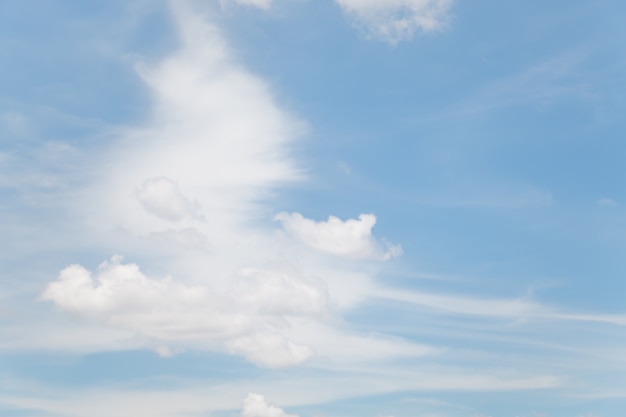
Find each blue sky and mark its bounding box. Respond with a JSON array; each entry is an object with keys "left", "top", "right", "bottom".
[{"left": 1, "top": 1, "right": 626, "bottom": 416}]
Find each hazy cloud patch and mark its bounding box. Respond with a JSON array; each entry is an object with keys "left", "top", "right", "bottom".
[{"left": 335, "top": 0, "right": 453, "bottom": 43}]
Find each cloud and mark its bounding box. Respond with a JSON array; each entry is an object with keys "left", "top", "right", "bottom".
[
  {"left": 148, "top": 227, "right": 209, "bottom": 250},
  {"left": 227, "top": 0, "right": 273, "bottom": 10},
  {"left": 42, "top": 256, "right": 326, "bottom": 367},
  {"left": 275, "top": 212, "right": 402, "bottom": 260},
  {"left": 334, "top": 0, "right": 453, "bottom": 43},
  {"left": 1, "top": 111, "right": 27, "bottom": 134},
  {"left": 0, "top": 369, "right": 561, "bottom": 417},
  {"left": 228, "top": 333, "right": 315, "bottom": 368},
  {"left": 241, "top": 393, "right": 298, "bottom": 417},
  {"left": 87, "top": 0, "right": 304, "bottom": 242},
  {"left": 135, "top": 177, "right": 202, "bottom": 221},
  {"left": 597, "top": 198, "right": 617, "bottom": 207},
  {"left": 378, "top": 287, "right": 626, "bottom": 327},
  {"left": 37, "top": 0, "right": 412, "bottom": 372}
]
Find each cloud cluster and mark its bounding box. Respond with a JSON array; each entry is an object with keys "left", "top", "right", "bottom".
[
  {"left": 39, "top": 1, "right": 416, "bottom": 371},
  {"left": 42, "top": 256, "right": 325, "bottom": 367},
  {"left": 334, "top": 0, "right": 453, "bottom": 43}
]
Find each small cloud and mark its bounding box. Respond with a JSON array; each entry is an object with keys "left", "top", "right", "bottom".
[
  {"left": 338, "top": 161, "right": 352, "bottom": 175},
  {"left": 335, "top": 0, "right": 453, "bottom": 43},
  {"left": 275, "top": 212, "right": 402, "bottom": 260},
  {"left": 1, "top": 111, "right": 27, "bottom": 134},
  {"left": 135, "top": 177, "right": 202, "bottom": 222},
  {"left": 221, "top": 0, "right": 273, "bottom": 10},
  {"left": 155, "top": 346, "right": 175, "bottom": 357},
  {"left": 241, "top": 393, "right": 299, "bottom": 417},
  {"left": 597, "top": 198, "right": 618, "bottom": 207}
]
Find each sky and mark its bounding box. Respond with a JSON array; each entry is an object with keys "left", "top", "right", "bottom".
[{"left": 1, "top": 0, "right": 626, "bottom": 416}]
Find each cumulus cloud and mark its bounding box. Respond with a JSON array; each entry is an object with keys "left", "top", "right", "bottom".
[
  {"left": 335, "top": 0, "right": 453, "bottom": 43},
  {"left": 135, "top": 177, "right": 202, "bottom": 222},
  {"left": 275, "top": 212, "right": 402, "bottom": 260},
  {"left": 42, "top": 256, "right": 325, "bottom": 367},
  {"left": 241, "top": 393, "right": 298, "bottom": 417}
]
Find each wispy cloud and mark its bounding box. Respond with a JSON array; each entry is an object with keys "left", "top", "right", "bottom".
[
  {"left": 0, "top": 369, "right": 560, "bottom": 417},
  {"left": 334, "top": 0, "right": 453, "bottom": 43}
]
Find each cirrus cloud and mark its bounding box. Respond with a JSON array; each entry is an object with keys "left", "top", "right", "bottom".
[{"left": 334, "top": 0, "right": 453, "bottom": 43}]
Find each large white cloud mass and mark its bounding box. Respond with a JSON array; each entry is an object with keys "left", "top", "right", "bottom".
[
  {"left": 42, "top": 256, "right": 324, "bottom": 367},
  {"left": 334, "top": 0, "right": 453, "bottom": 43},
  {"left": 39, "top": 1, "right": 417, "bottom": 369}
]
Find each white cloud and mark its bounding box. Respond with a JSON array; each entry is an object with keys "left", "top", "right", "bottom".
[
  {"left": 148, "top": 227, "right": 209, "bottom": 250},
  {"left": 41, "top": 256, "right": 327, "bottom": 367},
  {"left": 0, "top": 369, "right": 560, "bottom": 417},
  {"left": 135, "top": 177, "right": 202, "bottom": 221},
  {"left": 283, "top": 319, "right": 434, "bottom": 364},
  {"left": 241, "top": 393, "right": 298, "bottom": 417},
  {"left": 1, "top": 111, "right": 28, "bottom": 135},
  {"left": 234, "top": 267, "right": 330, "bottom": 316},
  {"left": 227, "top": 0, "right": 273, "bottom": 10},
  {"left": 275, "top": 212, "right": 401, "bottom": 260},
  {"left": 87, "top": 0, "right": 304, "bottom": 243},
  {"left": 37, "top": 0, "right": 414, "bottom": 372},
  {"left": 228, "top": 332, "right": 315, "bottom": 368},
  {"left": 597, "top": 198, "right": 617, "bottom": 207},
  {"left": 377, "top": 287, "right": 626, "bottom": 326},
  {"left": 334, "top": 0, "right": 453, "bottom": 43}
]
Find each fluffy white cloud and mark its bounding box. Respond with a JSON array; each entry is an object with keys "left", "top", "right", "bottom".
[
  {"left": 275, "top": 212, "right": 402, "bottom": 260},
  {"left": 135, "top": 177, "right": 202, "bottom": 222},
  {"left": 241, "top": 393, "right": 298, "bottom": 417},
  {"left": 334, "top": 0, "right": 452, "bottom": 43},
  {"left": 42, "top": 256, "right": 326, "bottom": 367}
]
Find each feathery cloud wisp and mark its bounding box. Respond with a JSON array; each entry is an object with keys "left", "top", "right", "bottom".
[{"left": 334, "top": 0, "right": 453, "bottom": 43}]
